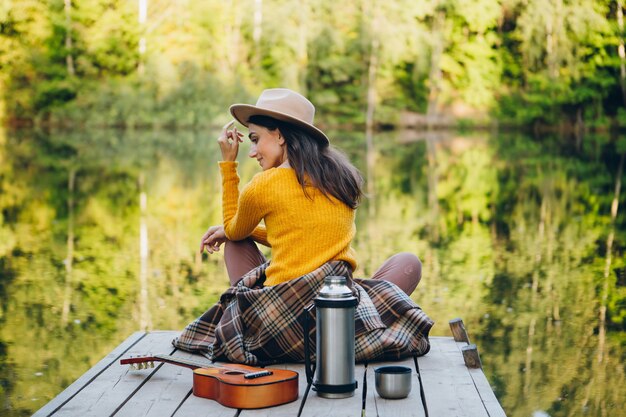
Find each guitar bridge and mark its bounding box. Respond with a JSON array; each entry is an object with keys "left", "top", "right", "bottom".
[{"left": 244, "top": 370, "right": 273, "bottom": 379}]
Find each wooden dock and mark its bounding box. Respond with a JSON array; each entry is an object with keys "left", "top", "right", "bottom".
[{"left": 33, "top": 329, "right": 507, "bottom": 417}]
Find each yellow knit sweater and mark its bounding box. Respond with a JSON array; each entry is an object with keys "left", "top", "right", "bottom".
[{"left": 220, "top": 161, "right": 357, "bottom": 285}]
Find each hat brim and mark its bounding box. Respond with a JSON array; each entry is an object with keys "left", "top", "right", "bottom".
[{"left": 229, "top": 104, "right": 330, "bottom": 146}]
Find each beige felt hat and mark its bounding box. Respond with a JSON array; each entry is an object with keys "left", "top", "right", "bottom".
[{"left": 229, "top": 88, "right": 329, "bottom": 145}]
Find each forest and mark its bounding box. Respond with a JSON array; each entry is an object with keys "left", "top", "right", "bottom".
[
  {"left": 1, "top": 1, "right": 626, "bottom": 416},
  {"left": 2, "top": 0, "right": 626, "bottom": 130}
]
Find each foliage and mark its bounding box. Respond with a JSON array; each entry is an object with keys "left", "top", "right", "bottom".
[
  {"left": 2, "top": 0, "right": 626, "bottom": 128},
  {"left": 496, "top": 0, "right": 618, "bottom": 125},
  {"left": 0, "top": 127, "right": 625, "bottom": 416}
]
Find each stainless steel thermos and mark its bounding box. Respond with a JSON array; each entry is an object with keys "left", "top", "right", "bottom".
[{"left": 304, "top": 276, "right": 358, "bottom": 398}]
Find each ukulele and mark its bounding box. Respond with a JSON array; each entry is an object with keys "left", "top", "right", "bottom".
[{"left": 120, "top": 354, "right": 299, "bottom": 409}]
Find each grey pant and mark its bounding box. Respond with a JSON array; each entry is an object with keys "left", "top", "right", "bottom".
[{"left": 224, "top": 239, "right": 422, "bottom": 296}]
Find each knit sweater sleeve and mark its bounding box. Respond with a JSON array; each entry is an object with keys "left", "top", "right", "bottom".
[{"left": 219, "top": 161, "right": 269, "bottom": 246}]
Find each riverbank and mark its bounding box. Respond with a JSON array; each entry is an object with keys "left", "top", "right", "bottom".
[{"left": 5, "top": 109, "right": 626, "bottom": 137}]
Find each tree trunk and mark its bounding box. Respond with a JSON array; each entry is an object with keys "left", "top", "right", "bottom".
[
  {"left": 426, "top": 138, "right": 439, "bottom": 242},
  {"left": 618, "top": 0, "right": 626, "bottom": 106},
  {"left": 545, "top": 6, "right": 555, "bottom": 78},
  {"left": 138, "top": 0, "right": 148, "bottom": 76},
  {"left": 597, "top": 152, "right": 624, "bottom": 363},
  {"left": 531, "top": 197, "right": 546, "bottom": 303},
  {"left": 61, "top": 169, "right": 76, "bottom": 325},
  {"left": 365, "top": 36, "right": 379, "bottom": 208},
  {"left": 490, "top": 199, "right": 497, "bottom": 241},
  {"left": 139, "top": 173, "right": 152, "bottom": 331},
  {"left": 227, "top": 0, "right": 242, "bottom": 75},
  {"left": 545, "top": 226, "right": 561, "bottom": 322},
  {"left": 575, "top": 107, "right": 584, "bottom": 151},
  {"left": 64, "top": 0, "right": 75, "bottom": 76},
  {"left": 251, "top": 0, "right": 263, "bottom": 68},
  {"left": 523, "top": 317, "right": 536, "bottom": 396},
  {"left": 297, "top": 2, "right": 309, "bottom": 93},
  {"left": 426, "top": 6, "right": 445, "bottom": 126},
  {"left": 365, "top": 0, "right": 379, "bottom": 216}
]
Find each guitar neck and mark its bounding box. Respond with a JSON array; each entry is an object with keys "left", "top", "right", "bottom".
[
  {"left": 153, "top": 354, "right": 214, "bottom": 370},
  {"left": 120, "top": 354, "right": 215, "bottom": 370}
]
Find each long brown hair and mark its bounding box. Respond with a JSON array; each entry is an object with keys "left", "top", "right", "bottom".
[{"left": 247, "top": 115, "right": 363, "bottom": 209}]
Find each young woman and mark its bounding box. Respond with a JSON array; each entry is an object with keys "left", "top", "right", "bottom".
[
  {"left": 175, "top": 89, "right": 432, "bottom": 365},
  {"left": 198, "top": 88, "right": 422, "bottom": 295}
]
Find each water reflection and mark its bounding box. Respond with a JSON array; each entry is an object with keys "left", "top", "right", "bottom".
[{"left": 0, "top": 128, "right": 624, "bottom": 416}]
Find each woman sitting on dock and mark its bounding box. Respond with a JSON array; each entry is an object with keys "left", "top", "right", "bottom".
[
  {"left": 173, "top": 89, "right": 433, "bottom": 365},
  {"left": 199, "top": 88, "right": 422, "bottom": 295}
]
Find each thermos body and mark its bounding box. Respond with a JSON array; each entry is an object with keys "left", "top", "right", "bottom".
[
  {"left": 315, "top": 303, "right": 356, "bottom": 397},
  {"left": 312, "top": 276, "right": 358, "bottom": 399}
]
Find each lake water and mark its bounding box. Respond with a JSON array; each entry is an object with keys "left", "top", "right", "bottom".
[{"left": 0, "top": 127, "right": 624, "bottom": 417}]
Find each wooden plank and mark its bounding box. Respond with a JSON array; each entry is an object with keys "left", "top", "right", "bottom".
[
  {"left": 51, "top": 331, "right": 179, "bottom": 417},
  {"left": 454, "top": 342, "right": 507, "bottom": 417},
  {"left": 170, "top": 387, "right": 239, "bottom": 417},
  {"left": 367, "top": 357, "right": 426, "bottom": 417},
  {"left": 240, "top": 363, "right": 366, "bottom": 417},
  {"left": 417, "top": 337, "right": 489, "bottom": 417},
  {"left": 32, "top": 331, "right": 147, "bottom": 417},
  {"left": 241, "top": 358, "right": 426, "bottom": 417},
  {"left": 154, "top": 355, "right": 239, "bottom": 417},
  {"left": 467, "top": 368, "right": 507, "bottom": 417},
  {"left": 299, "top": 363, "right": 365, "bottom": 417},
  {"left": 114, "top": 344, "right": 228, "bottom": 417}
]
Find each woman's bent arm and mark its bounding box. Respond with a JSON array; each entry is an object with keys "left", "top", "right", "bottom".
[{"left": 219, "top": 161, "right": 266, "bottom": 242}]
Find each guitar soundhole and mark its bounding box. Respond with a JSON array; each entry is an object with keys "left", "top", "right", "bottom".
[{"left": 223, "top": 371, "right": 245, "bottom": 375}]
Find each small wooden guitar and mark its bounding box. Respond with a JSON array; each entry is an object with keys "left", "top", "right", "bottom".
[{"left": 120, "top": 354, "right": 299, "bottom": 409}]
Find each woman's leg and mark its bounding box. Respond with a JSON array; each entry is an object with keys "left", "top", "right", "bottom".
[
  {"left": 371, "top": 252, "right": 422, "bottom": 296},
  {"left": 223, "top": 238, "right": 267, "bottom": 286}
]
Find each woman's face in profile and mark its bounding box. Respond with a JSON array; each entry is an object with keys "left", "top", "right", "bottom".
[{"left": 247, "top": 123, "right": 287, "bottom": 170}]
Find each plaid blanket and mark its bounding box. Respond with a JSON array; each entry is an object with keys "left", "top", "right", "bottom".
[{"left": 172, "top": 261, "right": 433, "bottom": 365}]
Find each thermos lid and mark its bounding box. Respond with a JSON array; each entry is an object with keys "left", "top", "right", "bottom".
[{"left": 318, "top": 276, "right": 354, "bottom": 299}]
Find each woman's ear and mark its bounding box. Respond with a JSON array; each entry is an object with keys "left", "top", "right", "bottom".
[{"left": 276, "top": 130, "right": 286, "bottom": 145}]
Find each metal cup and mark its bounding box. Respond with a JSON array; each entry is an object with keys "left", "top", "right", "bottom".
[{"left": 374, "top": 366, "right": 412, "bottom": 399}]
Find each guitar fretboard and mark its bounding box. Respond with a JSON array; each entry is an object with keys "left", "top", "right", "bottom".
[{"left": 153, "top": 354, "right": 214, "bottom": 369}]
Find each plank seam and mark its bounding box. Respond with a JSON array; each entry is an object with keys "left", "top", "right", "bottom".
[
  {"left": 46, "top": 332, "right": 149, "bottom": 416},
  {"left": 373, "top": 380, "right": 381, "bottom": 417},
  {"left": 169, "top": 388, "right": 193, "bottom": 417},
  {"left": 109, "top": 346, "right": 178, "bottom": 416},
  {"left": 453, "top": 341, "right": 495, "bottom": 417},
  {"left": 413, "top": 355, "right": 429, "bottom": 417},
  {"left": 466, "top": 369, "right": 495, "bottom": 417},
  {"left": 361, "top": 363, "right": 368, "bottom": 417}
]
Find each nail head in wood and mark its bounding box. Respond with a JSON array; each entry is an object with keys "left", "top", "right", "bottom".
[
  {"left": 449, "top": 318, "right": 470, "bottom": 343},
  {"left": 461, "top": 344, "right": 482, "bottom": 369}
]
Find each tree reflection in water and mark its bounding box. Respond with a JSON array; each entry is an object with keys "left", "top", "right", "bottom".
[{"left": 0, "top": 128, "right": 624, "bottom": 416}]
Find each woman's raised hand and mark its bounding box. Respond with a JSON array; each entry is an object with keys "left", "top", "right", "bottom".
[
  {"left": 218, "top": 120, "right": 243, "bottom": 162},
  {"left": 200, "top": 225, "right": 227, "bottom": 254}
]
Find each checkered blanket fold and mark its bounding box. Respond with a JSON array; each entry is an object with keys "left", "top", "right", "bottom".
[{"left": 172, "top": 260, "right": 434, "bottom": 365}]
